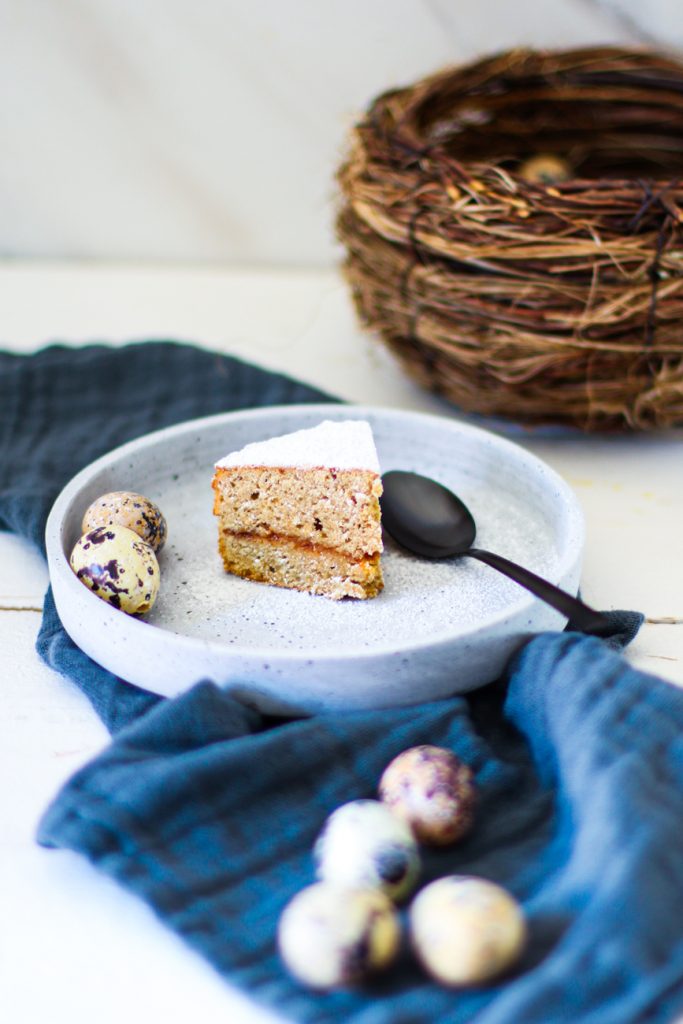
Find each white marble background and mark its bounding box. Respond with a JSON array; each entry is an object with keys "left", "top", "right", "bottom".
[{"left": 0, "top": 0, "right": 680, "bottom": 265}]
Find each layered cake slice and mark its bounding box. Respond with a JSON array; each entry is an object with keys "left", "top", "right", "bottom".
[{"left": 211, "top": 420, "right": 384, "bottom": 599}]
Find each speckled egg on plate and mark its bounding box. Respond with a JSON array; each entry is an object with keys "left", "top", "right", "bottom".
[
  {"left": 314, "top": 799, "right": 420, "bottom": 902},
  {"left": 379, "top": 745, "right": 476, "bottom": 845},
  {"left": 82, "top": 491, "right": 167, "bottom": 552},
  {"left": 409, "top": 876, "right": 527, "bottom": 986},
  {"left": 278, "top": 882, "right": 400, "bottom": 989},
  {"left": 69, "top": 525, "right": 160, "bottom": 615}
]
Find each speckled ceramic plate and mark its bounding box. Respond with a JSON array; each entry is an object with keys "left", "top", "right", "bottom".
[{"left": 46, "top": 404, "right": 584, "bottom": 715}]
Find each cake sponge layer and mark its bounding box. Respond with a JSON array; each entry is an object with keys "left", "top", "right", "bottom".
[
  {"left": 218, "top": 532, "right": 383, "bottom": 600},
  {"left": 212, "top": 466, "right": 382, "bottom": 561}
]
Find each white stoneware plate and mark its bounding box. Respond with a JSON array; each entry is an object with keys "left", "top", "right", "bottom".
[{"left": 46, "top": 404, "right": 584, "bottom": 715}]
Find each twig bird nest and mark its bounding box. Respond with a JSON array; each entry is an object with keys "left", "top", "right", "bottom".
[{"left": 336, "top": 47, "right": 683, "bottom": 431}]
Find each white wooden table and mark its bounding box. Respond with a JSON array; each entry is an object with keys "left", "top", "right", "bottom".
[{"left": 2, "top": 262, "right": 682, "bottom": 1024}]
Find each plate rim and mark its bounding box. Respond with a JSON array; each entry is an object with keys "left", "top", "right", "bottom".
[{"left": 46, "top": 403, "right": 585, "bottom": 663}]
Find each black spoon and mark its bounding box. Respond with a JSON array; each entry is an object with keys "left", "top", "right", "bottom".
[{"left": 380, "top": 470, "right": 613, "bottom": 637}]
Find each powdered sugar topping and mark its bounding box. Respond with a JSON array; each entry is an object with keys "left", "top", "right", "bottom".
[{"left": 215, "top": 419, "right": 380, "bottom": 472}]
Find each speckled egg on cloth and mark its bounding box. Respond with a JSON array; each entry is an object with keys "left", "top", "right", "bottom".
[
  {"left": 314, "top": 799, "right": 420, "bottom": 901},
  {"left": 277, "top": 882, "right": 400, "bottom": 990},
  {"left": 82, "top": 491, "right": 167, "bottom": 552},
  {"left": 379, "top": 745, "right": 476, "bottom": 845},
  {"left": 409, "top": 876, "right": 527, "bottom": 986},
  {"left": 69, "top": 526, "right": 160, "bottom": 615}
]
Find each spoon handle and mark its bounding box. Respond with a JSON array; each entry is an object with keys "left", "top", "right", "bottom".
[{"left": 466, "top": 548, "right": 614, "bottom": 636}]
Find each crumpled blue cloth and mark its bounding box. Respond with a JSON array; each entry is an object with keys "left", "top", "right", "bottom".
[{"left": 3, "top": 341, "right": 682, "bottom": 1024}]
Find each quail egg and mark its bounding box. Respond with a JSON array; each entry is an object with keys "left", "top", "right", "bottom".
[
  {"left": 278, "top": 882, "right": 400, "bottom": 989},
  {"left": 70, "top": 525, "right": 160, "bottom": 615},
  {"left": 518, "top": 153, "right": 572, "bottom": 185},
  {"left": 314, "top": 799, "right": 420, "bottom": 902},
  {"left": 409, "top": 876, "right": 527, "bottom": 986},
  {"left": 379, "top": 745, "right": 476, "bottom": 845},
  {"left": 82, "top": 491, "right": 167, "bottom": 552}
]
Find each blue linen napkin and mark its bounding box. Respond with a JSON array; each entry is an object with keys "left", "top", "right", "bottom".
[{"left": 2, "top": 341, "right": 681, "bottom": 1023}]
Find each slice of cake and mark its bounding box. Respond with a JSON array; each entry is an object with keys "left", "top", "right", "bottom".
[{"left": 211, "top": 420, "right": 384, "bottom": 600}]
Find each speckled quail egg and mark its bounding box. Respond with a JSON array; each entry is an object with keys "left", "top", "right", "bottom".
[
  {"left": 379, "top": 745, "right": 476, "bottom": 846},
  {"left": 518, "top": 153, "right": 572, "bottom": 185},
  {"left": 82, "top": 491, "right": 167, "bottom": 552},
  {"left": 409, "top": 876, "right": 527, "bottom": 986},
  {"left": 278, "top": 882, "right": 400, "bottom": 989},
  {"left": 70, "top": 525, "right": 160, "bottom": 615},
  {"left": 314, "top": 799, "right": 420, "bottom": 902}
]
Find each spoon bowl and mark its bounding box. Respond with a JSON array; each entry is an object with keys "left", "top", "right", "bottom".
[{"left": 381, "top": 470, "right": 477, "bottom": 558}]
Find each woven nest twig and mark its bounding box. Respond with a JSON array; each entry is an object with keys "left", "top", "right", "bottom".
[{"left": 337, "top": 47, "right": 683, "bottom": 430}]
